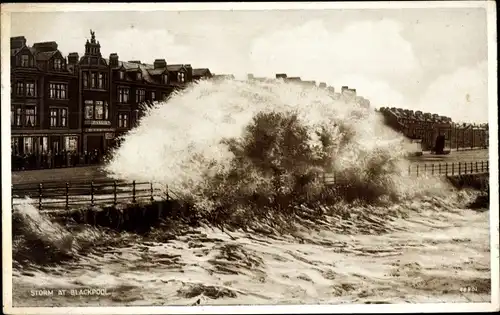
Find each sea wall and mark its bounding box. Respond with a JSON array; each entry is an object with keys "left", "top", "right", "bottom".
[
  {"left": 446, "top": 173, "right": 489, "bottom": 190},
  {"left": 45, "top": 173, "right": 490, "bottom": 232}
]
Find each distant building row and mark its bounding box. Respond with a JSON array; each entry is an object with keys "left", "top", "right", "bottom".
[
  {"left": 378, "top": 107, "right": 488, "bottom": 150},
  {"left": 10, "top": 31, "right": 213, "bottom": 158},
  {"left": 213, "top": 72, "right": 371, "bottom": 109}
]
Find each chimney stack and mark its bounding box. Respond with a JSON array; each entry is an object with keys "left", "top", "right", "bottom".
[
  {"left": 247, "top": 73, "right": 254, "bottom": 80},
  {"left": 10, "top": 36, "right": 27, "bottom": 49},
  {"left": 109, "top": 53, "right": 119, "bottom": 67},
  {"left": 276, "top": 73, "right": 287, "bottom": 79},
  {"left": 33, "top": 41, "right": 58, "bottom": 52},
  {"left": 68, "top": 52, "right": 79, "bottom": 65},
  {"left": 154, "top": 59, "right": 166, "bottom": 69}
]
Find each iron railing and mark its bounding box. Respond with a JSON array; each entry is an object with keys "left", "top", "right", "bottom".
[
  {"left": 407, "top": 160, "right": 489, "bottom": 177},
  {"left": 11, "top": 180, "right": 173, "bottom": 212}
]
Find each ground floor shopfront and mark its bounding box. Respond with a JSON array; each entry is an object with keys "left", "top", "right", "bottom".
[
  {"left": 11, "top": 131, "right": 80, "bottom": 156},
  {"left": 82, "top": 127, "right": 116, "bottom": 156}
]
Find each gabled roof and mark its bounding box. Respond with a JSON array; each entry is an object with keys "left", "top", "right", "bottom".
[
  {"left": 167, "top": 64, "right": 185, "bottom": 72},
  {"left": 147, "top": 68, "right": 168, "bottom": 76},
  {"left": 35, "top": 51, "right": 58, "bottom": 61}
]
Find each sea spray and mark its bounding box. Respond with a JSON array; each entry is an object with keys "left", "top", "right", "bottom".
[
  {"left": 104, "top": 78, "right": 461, "bottom": 227},
  {"left": 12, "top": 198, "right": 135, "bottom": 265}
]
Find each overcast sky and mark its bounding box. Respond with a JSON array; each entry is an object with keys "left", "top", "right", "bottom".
[{"left": 9, "top": 7, "right": 490, "bottom": 123}]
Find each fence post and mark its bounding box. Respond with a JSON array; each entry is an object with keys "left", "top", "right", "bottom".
[
  {"left": 438, "top": 163, "right": 442, "bottom": 175},
  {"left": 408, "top": 165, "right": 411, "bottom": 176},
  {"left": 38, "top": 183, "right": 43, "bottom": 211},
  {"left": 458, "top": 162, "right": 461, "bottom": 175},
  {"left": 452, "top": 163, "right": 455, "bottom": 176},
  {"left": 166, "top": 184, "right": 170, "bottom": 201},
  {"left": 113, "top": 181, "right": 117, "bottom": 206},
  {"left": 486, "top": 161, "right": 489, "bottom": 172},
  {"left": 91, "top": 181, "right": 95, "bottom": 207},
  {"left": 132, "top": 180, "right": 136, "bottom": 203},
  {"left": 424, "top": 164, "right": 427, "bottom": 175},
  {"left": 416, "top": 164, "right": 419, "bottom": 177},
  {"left": 65, "top": 182, "right": 69, "bottom": 211},
  {"left": 475, "top": 161, "right": 478, "bottom": 173},
  {"left": 431, "top": 164, "right": 435, "bottom": 175},
  {"left": 470, "top": 162, "right": 473, "bottom": 174},
  {"left": 150, "top": 182, "right": 154, "bottom": 202},
  {"left": 445, "top": 163, "right": 448, "bottom": 176}
]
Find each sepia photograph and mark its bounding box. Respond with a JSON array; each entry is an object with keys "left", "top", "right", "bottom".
[{"left": 1, "top": 2, "right": 498, "bottom": 314}]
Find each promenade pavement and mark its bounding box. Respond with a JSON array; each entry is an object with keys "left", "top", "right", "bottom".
[{"left": 11, "top": 149, "right": 489, "bottom": 186}]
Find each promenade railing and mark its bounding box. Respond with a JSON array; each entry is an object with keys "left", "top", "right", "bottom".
[
  {"left": 11, "top": 180, "right": 174, "bottom": 212},
  {"left": 407, "top": 160, "right": 489, "bottom": 177}
]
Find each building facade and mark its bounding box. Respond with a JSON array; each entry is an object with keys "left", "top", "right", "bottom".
[
  {"left": 11, "top": 37, "right": 79, "bottom": 160},
  {"left": 10, "top": 31, "right": 213, "bottom": 164}
]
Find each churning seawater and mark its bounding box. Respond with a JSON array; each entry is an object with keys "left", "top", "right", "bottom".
[{"left": 12, "top": 79, "right": 491, "bottom": 306}]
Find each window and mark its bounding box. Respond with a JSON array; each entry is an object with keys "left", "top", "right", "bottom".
[
  {"left": 177, "top": 72, "right": 185, "bottom": 83},
  {"left": 26, "top": 82, "right": 36, "bottom": 97},
  {"left": 151, "top": 91, "right": 156, "bottom": 101},
  {"left": 25, "top": 107, "right": 37, "bottom": 127},
  {"left": 136, "top": 89, "right": 145, "bottom": 103},
  {"left": 98, "top": 73, "right": 104, "bottom": 89},
  {"left": 49, "top": 108, "right": 68, "bottom": 127},
  {"left": 11, "top": 106, "right": 22, "bottom": 126},
  {"left": 11, "top": 137, "right": 21, "bottom": 155},
  {"left": 83, "top": 72, "right": 89, "bottom": 88},
  {"left": 118, "top": 87, "right": 130, "bottom": 103},
  {"left": 85, "top": 100, "right": 108, "bottom": 120},
  {"left": 24, "top": 137, "right": 34, "bottom": 154},
  {"left": 95, "top": 101, "right": 104, "bottom": 119},
  {"left": 119, "top": 71, "right": 125, "bottom": 80},
  {"left": 118, "top": 113, "right": 129, "bottom": 128},
  {"left": 15, "top": 107, "right": 22, "bottom": 126},
  {"left": 16, "top": 82, "right": 24, "bottom": 96},
  {"left": 84, "top": 100, "right": 94, "bottom": 119},
  {"left": 54, "top": 59, "right": 62, "bottom": 70},
  {"left": 104, "top": 101, "right": 109, "bottom": 120},
  {"left": 21, "top": 55, "right": 30, "bottom": 67},
  {"left": 64, "top": 136, "right": 78, "bottom": 152},
  {"left": 163, "top": 74, "right": 168, "bottom": 84},
  {"left": 50, "top": 109, "right": 57, "bottom": 127},
  {"left": 91, "top": 72, "right": 96, "bottom": 88},
  {"left": 49, "top": 83, "right": 68, "bottom": 99},
  {"left": 137, "top": 72, "right": 142, "bottom": 80}
]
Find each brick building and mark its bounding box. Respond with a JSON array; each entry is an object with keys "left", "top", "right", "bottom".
[
  {"left": 10, "top": 31, "right": 213, "bottom": 165},
  {"left": 11, "top": 36, "right": 79, "bottom": 160}
]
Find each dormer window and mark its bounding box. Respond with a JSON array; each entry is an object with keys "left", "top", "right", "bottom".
[
  {"left": 163, "top": 74, "right": 168, "bottom": 84},
  {"left": 119, "top": 71, "right": 125, "bottom": 80},
  {"left": 21, "top": 55, "right": 30, "bottom": 67},
  {"left": 136, "top": 72, "right": 142, "bottom": 80},
  {"left": 177, "top": 72, "right": 185, "bottom": 83},
  {"left": 54, "top": 59, "right": 62, "bottom": 70}
]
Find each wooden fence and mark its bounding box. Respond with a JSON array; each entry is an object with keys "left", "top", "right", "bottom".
[
  {"left": 11, "top": 180, "right": 171, "bottom": 212},
  {"left": 407, "top": 160, "right": 489, "bottom": 177}
]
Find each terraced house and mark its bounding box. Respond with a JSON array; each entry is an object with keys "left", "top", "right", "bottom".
[
  {"left": 10, "top": 31, "right": 213, "bottom": 165},
  {"left": 10, "top": 36, "right": 79, "bottom": 160}
]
